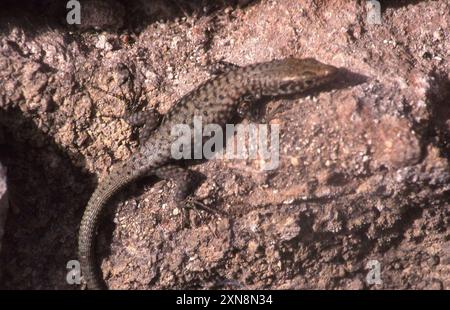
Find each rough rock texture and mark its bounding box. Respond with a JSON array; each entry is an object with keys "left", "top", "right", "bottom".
[{"left": 0, "top": 0, "right": 448, "bottom": 289}]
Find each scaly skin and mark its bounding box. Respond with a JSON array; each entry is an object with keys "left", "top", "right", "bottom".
[{"left": 78, "top": 58, "right": 338, "bottom": 289}]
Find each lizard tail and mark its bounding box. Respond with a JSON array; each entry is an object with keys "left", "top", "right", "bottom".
[{"left": 78, "top": 163, "right": 143, "bottom": 290}]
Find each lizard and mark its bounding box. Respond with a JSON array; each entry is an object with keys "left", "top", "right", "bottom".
[{"left": 78, "top": 57, "right": 338, "bottom": 289}]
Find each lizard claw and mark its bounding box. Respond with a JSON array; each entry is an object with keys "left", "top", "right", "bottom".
[
  {"left": 184, "top": 196, "right": 227, "bottom": 217},
  {"left": 181, "top": 197, "right": 228, "bottom": 237}
]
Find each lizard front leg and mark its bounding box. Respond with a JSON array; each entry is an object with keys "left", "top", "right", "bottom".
[{"left": 125, "top": 108, "right": 162, "bottom": 142}]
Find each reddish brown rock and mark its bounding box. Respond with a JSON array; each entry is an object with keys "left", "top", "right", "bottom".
[{"left": 0, "top": 0, "right": 448, "bottom": 289}]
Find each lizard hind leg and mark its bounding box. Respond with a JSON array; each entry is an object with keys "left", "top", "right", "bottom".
[
  {"left": 154, "top": 164, "right": 197, "bottom": 228},
  {"left": 154, "top": 165, "right": 224, "bottom": 228}
]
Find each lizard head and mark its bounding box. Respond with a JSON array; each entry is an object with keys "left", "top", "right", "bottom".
[{"left": 257, "top": 57, "right": 338, "bottom": 96}]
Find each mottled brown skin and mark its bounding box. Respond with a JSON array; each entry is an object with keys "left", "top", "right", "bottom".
[{"left": 78, "top": 58, "right": 338, "bottom": 289}]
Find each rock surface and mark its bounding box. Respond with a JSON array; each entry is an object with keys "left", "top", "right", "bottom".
[{"left": 0, "top": 0, "right": 448, "bottom": 289}]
